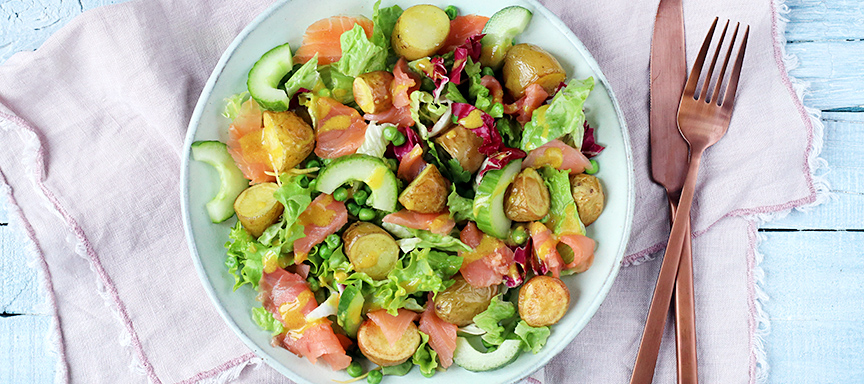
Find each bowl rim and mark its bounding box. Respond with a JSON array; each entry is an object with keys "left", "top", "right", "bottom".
[{"left": 180, "top": 0, "right": 635, "bottom": 382}]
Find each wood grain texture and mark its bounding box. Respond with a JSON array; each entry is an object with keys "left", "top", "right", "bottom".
[
  {"left": 784, "top": 0, "right": 864, "bottom": 42},
  {"left": 761, "top": 231, "right": 864, "bottom": 384},
  {"left": 762, "top": 113, "right": 864, "bottom": 229},
  {"left": 785, "top": 40, "right": 864, "bottom": 110},
  {"left": 0, "top": 315, "right": 55, "bottom": 383}
]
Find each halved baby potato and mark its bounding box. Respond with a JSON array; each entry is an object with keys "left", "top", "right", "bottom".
[
  {"left": 502, "top": 43, "right": 566, "bottom": 99},
  {"left": 398, "top": 164, "right": 450, "bottom": 213},
  {"left": 357, "top": 319, "right": 421, "bottom": 366},
  {"left": 518, "top": 275, "right": 570, "bottom": 327},
  {"left": 342, "top": 222, "right": 400, "bottom": 280},
  {"left": 570, "top": 173, "right": 605, "bottom": 226},
  {"left": 262, "top": 110, "right": 315, "bottom": 173},
  {"left": 391, "top": 5, "right": 451, "bottom": 61},
  {"left": 353, "top": 70, "right": 395, "bottom": 114},
  {"left": 233, "top": 182, "right": 283, "bottom": 238}
]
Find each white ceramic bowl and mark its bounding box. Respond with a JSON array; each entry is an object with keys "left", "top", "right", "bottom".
[{"left": 181, "top": 1, "right": 634, "bottom": 383}]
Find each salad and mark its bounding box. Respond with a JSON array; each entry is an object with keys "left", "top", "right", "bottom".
[{"left": 191, "top": 2, "right": 607, "bottom": 381}]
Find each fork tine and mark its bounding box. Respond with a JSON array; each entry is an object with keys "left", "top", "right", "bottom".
[
  {"left": 722, "top": 25, "right": 750, "bottom": 109},
  {"left": 712, "top": 23, "right": 741, "bottom": 104},
  {"left": 700, "top": 20, "right": 730, "bottom": 102},
  {"left": 683, "top": 17, "right": 719, "bottom": 98}
]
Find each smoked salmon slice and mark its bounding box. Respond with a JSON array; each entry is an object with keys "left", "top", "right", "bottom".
[
  {"left": 366, "top": 308, "right": 420, "bottom": 347},
  {"left": 558, "top": 233, "right": 595, "bottom": 273},
  {"left": 382, "top": 210, "right": 455, "bottom": 235},
  {"left": 458, "top": 223, "right": 514, "bottom": 288},
  {"left": 226, "top": 98, "right": 276, "bottom": 184},
  {"left": 419, "top": 295, "right": 458, "bottom": 368},
  {"left": 437, "top": 15, "right": 489, "bottom": 55},
  {"left": 522, "top": 139, "right": 592, "bottom": 173},
  {"left": 294, "top": 16, "right": 374, "bottom": 65},
  {"left": 292, "top": 193, "right": 348, "bottom": 263},
  {"left": 504, "top": 83, "right": 549, "bottom": 124},
  {"left": 310, "top": 96, "right": 368, "bottom": 159}
]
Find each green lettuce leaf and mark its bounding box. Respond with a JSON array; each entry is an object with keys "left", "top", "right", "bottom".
[
  {"left": 409, "top": 90, "right": 450, "bottom": 138},
  {"left": 464, "top": 58, "right": 502, "bottom": 118},
  {"left": 225, "top": 222, "right": 287, "bottom": 290},
  {"left": 319, "top": 65, "right": 356, "bottom": 104},
  {"left": 382, "top": 360, "right": 413, "bottom": 376},
  {"left": 222, "top": 92, "right": 250, "bottom": 120},
  {"left": 424, "top": 141, "right": 472, "bottom": 184},
  {"left": 283, "top": 54, "right": 321, "bottom": 99},
  {"left": 336, "top": 24, "right": 387, "bottom": 77},
  {"left": 496, "top": 117, "right": 521, "bottom": 149},
  {"left": 413, "top": 331, "right": 439, "bottom": 377},
  {"left": 472, "top": 294, "right": 517, "bottom": 345},
  {"left": 520, "top": 77, "right": 594, "bottom": 151},
  {"left": 371, "top": 248, "right": 463, "bottom": 315},
  {"left": 371, "top": 1, "right": 403, "bottom": 50},
  {"left": 447, "top": 185, "right": 474, "bottom": 222},
  {"left": 257, "top": 173, "right": 317, "bottom": 253},
  {"left": 444, "top": 82, "right": 467, "bottom": 104},
  {"left": 539, "top": 166, "right": 585, "bottom": 236},
  {"left": 251, "top": 306, "right": 285, "bottom": 336},
  {"left": 382, "top": 222, "right": 471, "bottom": 253},
  {"left": 514, "top": 320, "right": 550, "bottom": 354},
  {"left": 356, "top": 122, "right": 393, "bottom": 158}
]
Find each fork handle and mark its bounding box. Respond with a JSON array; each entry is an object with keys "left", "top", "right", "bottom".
[
  {"left": 630, "top": 151, "right": 703, "bottom": 384},
  {"left": 673, "top": 199, "right": 698, "bottom": 384}
]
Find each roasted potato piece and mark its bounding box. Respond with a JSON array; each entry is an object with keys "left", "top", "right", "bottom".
[
  {"left": 570, "top": 173, "right": 605, "bottom": 226},
  {"left": 342, "top": 222, "right": 400, "bottom": 280},
  {"left": 434, "top": 275, "right": 496, "bottom": 326},
  {"left": 434, "top": 126, "right": 485, "bottom": 173},
  {"left": 504, "top": 168, "right": 550, "bottom": 222},
  {"left": 398, "top": 164, "right": 449, "bottom": 213},
  {"left": 502, "top": 44, "right": 566, "bottom": 99},
  {"left": 262, "top": 111, "right": 315, "bottom": 173},
  {"left": 353, "top": 70, "right": 395, "bottom": 114},
  {"left": 391, "top": 5, "right": 451, "bottom": 60},
  {"left": 358, "top": 319, "right": 421, "bottom": 366},
  {"left": 233, "top": 182, "right": 283, "bottom": 238},
  {"left": 518, "top": 275, "right": 570, "bottom": 327}
]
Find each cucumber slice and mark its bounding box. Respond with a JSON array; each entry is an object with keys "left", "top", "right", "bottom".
[
  {"left": 479, "top": 6, "right": 533, "bottom": 69},
  {"left": 190, "top": 141, "right": 249, "bottom": 223},
  {"left": 453, "top": 337, "right": 522, "bottom": 372},
  {"left": 473, "top": 159, "right": 522, "bottom": 239},
  {"left": 315, "top": 154, "right": 399, "bottom": 212},
  {"left": 337, "top": 283, "right": 365, "bottom": 338},
  {"left": 247, "top": 43, "right": 294, "bottom": 111}
]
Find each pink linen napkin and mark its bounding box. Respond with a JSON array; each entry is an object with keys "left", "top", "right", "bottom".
[{"left": 0, "top": 0, "right": 823, "bottom": 383}]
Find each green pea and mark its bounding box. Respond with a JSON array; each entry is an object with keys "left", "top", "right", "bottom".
[
  {"left": 367, "top": 370, "right": 383, "bottom": 384},
  {"left": 347, "top": 201, "right": 361, "bottom": 217},
  {"left": 510, "top": 227, "right": 528, "bottom": 245},
  {"left": 482, "top": 66, "right": 495, "bottom": 77},
  {"left": 333, "top": 187, "right": 348, "bottom": 201},
  {"left": 353, "top": 190, "right": 369, "bottom": 206},
  {"left": 585, "top": 159, "right": 599, "bottom": 175},
  {"left": 308, "top": 178, "right": 318, "bottom": 191},
  {"left": 306, "top": 159, "right": 321, "bottom": 169},
  {"left": 347, "top": 362, "right": 363, "bottom": 378},
  {"left": 306, "top": 277, "right": 320, "bottom": 291},
  {"left": 382, "top": 125, "right": 398, "bottom": 142},
  {"left": 444, "top": 5, "right": 458, "bottom": 20},
  {"left": 326, "top": 233, "right": 341, "bottom": 249},
  {"left": 319, "top": 244, "right": 333, "bottom": 259},
  {"left": 391, "top": 132, "right": 406, "bottom": 146},
  {"left": 322, "top": 158, "right": 333, "bottom": 166},
  {"left": 358, "top": 208, "right": 376, "bottom": 221}
]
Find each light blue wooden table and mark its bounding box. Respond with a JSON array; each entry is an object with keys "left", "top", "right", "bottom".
[{"left": 1, "top": 0, "right": 862, "bottom": 382}]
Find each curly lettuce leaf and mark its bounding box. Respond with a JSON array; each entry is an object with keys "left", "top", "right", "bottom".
[
  {"left": 520, "top": 77, "right": 594, "bottom": 151},
  {"left": 371, "top": 248, "right": 463, "bottom": 315},
  {"left": 382, "top": 222, "right": 471, "bottom": 253},
  {"left": 409, "top": 90, "right": 450, "bottom": 139},
  {"left": 514, "top": 320, "right": 550, "bottom": 354},
  {"left": 413, "top": 331, "right": 439, "bottom": 377},
  {"left": 357, "top": 122, "right": 394, "bottom": 158},
  {"left": 472, "top": 294, "right": 516, "bottom": 345},
  {"left": 336, "top": 24, "right": 387, "bottom": 78},
  {"left": 283, "top": 54, "right": 321, "bottom": 99},
  {"left": 371, "top": 1, "right": 403, "bottom": 50},
  {"left": 222, "top": 92, "right": 250, "bottom": 120},
  {"left": 225, "top": 222, "right": 276, "bottom": 290},
  {"left": 464, "top": 58, "right": 502, "bottom": 118},
  {"left": 496, "top": 117, "right": 521, "bottom": 149},
  {"left": 251, "top": 306, "right": 285, "bottom": 336},
  {"left": 258, "top": 173, "right": 316, "bottom": 253},
  {"left": 447, "top": 185, "right": 474, "bottom": 222}
]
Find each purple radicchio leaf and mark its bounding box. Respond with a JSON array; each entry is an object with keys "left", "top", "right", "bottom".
[{"left": 581, "top": 121, "right": 605, "bottom": 158}]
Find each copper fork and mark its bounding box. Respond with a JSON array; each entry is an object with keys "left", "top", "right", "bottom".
[{"left": 631, "top": 18, "right": 749, "bottom": 384}]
